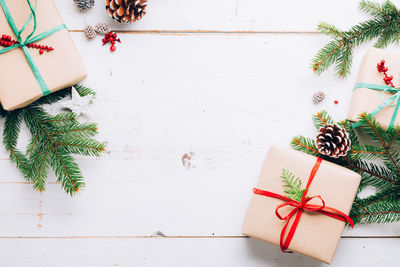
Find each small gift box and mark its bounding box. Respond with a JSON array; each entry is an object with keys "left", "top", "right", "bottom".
[
  {"left": 348, "top": 47, "right": 400, "bottom": 130},
  {"left": 0, "top": 0, "right": 87, "bottom": 110},
  {"left": 242, "top": 145, "right": 361, "bottom": 264}
]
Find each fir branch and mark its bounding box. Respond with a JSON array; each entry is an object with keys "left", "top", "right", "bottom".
[
  {"left": 312, "top": 0, "right": 400, "bottom": 78},
  {"left": 291, "top": 136, "right": 319, "bottom": 155},
  {"left": 1, "top": 84, "right": 104, "bottom": 196},
  {"left": 292, "top": 111, "right": 400, "bottom": 224},
  {"left": 312, "top": 111, "right": 334, "bottom": 130},
  {"left": 281, "top": 169, "right": 305, "bottom": 202}
]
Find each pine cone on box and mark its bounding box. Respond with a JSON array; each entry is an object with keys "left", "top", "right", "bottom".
[
  {"left": 316, "top": 124, "right": 351, "bottom": 158},
  {"left": 105, "top": 0, "right": 147, "bottom": 23},
  {"left": 74, "top": 0, "right": 95, "bottom": 11}
]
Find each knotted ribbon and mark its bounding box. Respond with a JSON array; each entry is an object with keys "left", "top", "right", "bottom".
[
  {"left": 253, "top": 157, "right": 354, "bottom": 253},
  {"left": 0, "top": 0, "right": 66, "bottom": 95},
  {"left": 351, "top": 82, "right": 400, "bottom": 131}
]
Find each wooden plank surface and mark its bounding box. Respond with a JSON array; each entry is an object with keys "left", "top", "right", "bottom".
[{"left": 0, "top": 0, "right": 399, "bottom": 266}]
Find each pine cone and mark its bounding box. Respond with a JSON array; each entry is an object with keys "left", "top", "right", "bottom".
[
  {"left": 316, "top": 124, "right": 351, "bottom": 158},
  {"left": 94, "top": 23, "right": 111, "bottom": 34},
  {"left": 312, "top": 91, "right": 325, "bottom": 104},
  {"left": 105, "top": 0, "right": 147, "bottom": 23},
  {"left": 74, "top": 0, "right": 95, "bottom": 11},
  {"left": 84, "top": 25, "right": 96, "bottom": 39}
]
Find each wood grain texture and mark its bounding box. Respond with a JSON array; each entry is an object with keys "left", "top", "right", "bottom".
[
  {"left": 0, "top": 0, "right": 399, "bottom": 266},
  {"left": 1, "top": 238, "right": 399, "bottom": 267}
]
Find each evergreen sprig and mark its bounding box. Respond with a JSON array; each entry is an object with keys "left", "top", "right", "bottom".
[
  {"left": 1, "top": 84, "right": 104, "bottom": 196},
  {"left": 281, "top": 169, "right": 306, "bottom": 202},
  {"left": 312, "top": 0, "right": 400, "bottom": 78},
  {"left": 291, "top": 111, "right": 400, "bottom": 224}
]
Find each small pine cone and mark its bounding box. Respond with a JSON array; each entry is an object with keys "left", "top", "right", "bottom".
[
  {"left": 94, "top": 23, "right": 111, "bottom": 34},
  {"left": 316, "top": 124, "right": 351, "bottom": 158},
  {"left": 74, "top": 0, "right": 95, "bottom": 11},
  {"left": 105, "top": 0, "right": 147, "bottom": 23},
  {"left": 312, "top": 91, "right": 325, "bottom": 104},
  {"left": 84, "top": 25, "right": 96, "bottom": 39}
]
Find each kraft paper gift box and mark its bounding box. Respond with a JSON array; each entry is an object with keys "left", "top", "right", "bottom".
[
  {"left": 242, "top": 145, "right": 361, "bottom": 264},
  {"left": 348, "top": 47, "right": 400, "bottom": 129},
  {"left": 0, "top": 0, "right": 87, "bottom": 110}
]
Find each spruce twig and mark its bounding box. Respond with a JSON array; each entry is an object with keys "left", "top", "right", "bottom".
[
  {"left": 312, "top": 0, "right": 400, "bottom": 78},
  {"left": 291, "top": 111, "right": 400, "bottom": 224},
  {"left": 2, "top": 84, "right": 104, "bottom": 196}
]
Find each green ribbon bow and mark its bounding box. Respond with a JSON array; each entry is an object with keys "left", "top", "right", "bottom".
[
  {"left": 352, "top": 82, "right": 400, "bottom": 131},
  {"left": 0, "top": 0, "right": 66, "bottom": 96}
]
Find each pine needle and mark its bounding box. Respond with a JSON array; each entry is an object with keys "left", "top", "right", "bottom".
[
  {"left": 312, "top": 0, "right": 400, "bottom": 78},
  {"left": 291, "top": 110, "right": 400, "bottom": 224},
  {"left": 2, "top": 84, "right": 104, "bottom": 196}
]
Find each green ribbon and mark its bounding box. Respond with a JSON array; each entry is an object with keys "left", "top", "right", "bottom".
[
  {"left": 0, "top": 0, "right": 66, "bottom": 96},
  {"left": 352, "top": 82, "right": 400, "bottom": 131}
]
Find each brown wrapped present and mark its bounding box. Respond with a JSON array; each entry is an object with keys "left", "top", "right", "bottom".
[
  {"left": 348, "top": 47, "right": 400, "bottom": 130},
  {"left": 242, "top": 145, "right": 361, "bottom": 264},
  {"left": 0, "top": 0, "right": 87, "bottom": 110}
]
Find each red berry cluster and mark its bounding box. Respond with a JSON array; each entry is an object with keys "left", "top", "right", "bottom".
[
  {"left": 26, "top": 43, "right": 54, "bottom": 54},
  {"left": 1, "top": 34, "right": 54, "bottom": 55},
  {"left": 0, "top": 34, "right": 17, "bottom": 47},
  {"left": 377, "top": 59, "right": 395, "bottom": 88},
  {"left": 102, "top": 31, "right": 121, "bottom": 52}
]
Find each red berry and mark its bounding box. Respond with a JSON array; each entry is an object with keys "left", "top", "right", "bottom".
[
  {"left": 39, "top": 49, "right": 44, "bottom": 54},
  {"left": 334, "top": 100, "right": 339, "bottom": 104},
  {"left": 102, "top": 38, "right": 107, "bottom": 43},
  {"left": 381, "top": 59, "right": 385, "bottom": 64},
  {"left": 110, "top": 45, "right": 116, "bottom": 52},
  {"left": 113, "top": 33, "right": 117, "bottom": 38}
]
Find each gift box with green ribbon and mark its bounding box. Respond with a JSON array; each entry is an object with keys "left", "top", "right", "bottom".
[
  {"left": 0, "top": 0, "right": 87, "bottom": 110},
  {"left": 348, "top": 47, "right": 400, "bottom": 130}
]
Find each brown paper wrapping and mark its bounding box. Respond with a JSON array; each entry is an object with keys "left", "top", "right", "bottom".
[
  {"left": 348, "top": 47, "right": 400, "bottom": 129},
  {"left": 242, "top": 145, "right": 360, "bottom": 264},
  {"left": 0, "top": 0, "right": 87, "bottom": 110}
]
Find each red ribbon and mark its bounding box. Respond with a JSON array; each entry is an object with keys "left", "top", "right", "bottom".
[{"left": 253, "top": 157, "right": 354, "bottom": 253}]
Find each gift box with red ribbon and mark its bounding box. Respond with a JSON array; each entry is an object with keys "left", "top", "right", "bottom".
[{"left": 242, "top": 145, "right": 361, "bottom": 264}]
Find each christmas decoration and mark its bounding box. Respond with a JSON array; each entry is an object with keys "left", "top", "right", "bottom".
[
  {"left": 2, "top": 84, "right": 104, "bottom": 195},
  {"left": 62, "top": 86, "right": 93, "bottom": 116},
  {"left": 74, "top": 0, "right": 95, "bottom": 11},
  {"left": 243, "top": 145, "right": 360, "bottom": 264},
  {"left": 316, "top": 124, "right": 351, "bottom": 158},
  {"left": 94, "top": 22, "right": 111, "bottom": 34},
  {"left": 105, "top": 0, "right": 147, "bottom": 23},
  {"left": 0, "top": 0, "right": 87, "bottom": 111},
  {"left": 349, "top": 48, "right": 400, "bottom": 130},
  {"left": 84, "top": 25, "right": 96, "bottom": 39},
  {"left": 312, "top": 91, "right": 325, "bottom": 104},
  {"left": 102, "top": 31, "right": 121, "bottom": 52},
  {"left": 334, "top": 100, "right": 339, "bottom": 104},
  {"left": 377, "top": 59, "right": 394, "bottom": 87},
  {"left": 292, "top": 111, "right": 400, "bottom": 224},
  {"left": 0, "top": 34, "right": 54, "bottom": 54},
  {"left": 311, "top": 0, "right": 400, "bottom": 78}
]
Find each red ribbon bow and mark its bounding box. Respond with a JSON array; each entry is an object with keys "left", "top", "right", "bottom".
[{"left": 253, "top": 157, "right": 354, "bottom": 253}]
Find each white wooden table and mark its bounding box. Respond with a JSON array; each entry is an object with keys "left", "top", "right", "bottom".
[{"left": 1, "top": 1, "right": 400, "bottom": 266}]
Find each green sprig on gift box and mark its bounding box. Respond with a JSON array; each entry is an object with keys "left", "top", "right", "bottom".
[
  {"left": 281, "top": 169, "right": 306, "bottom": 202},
  {"left": 312, "top": 0, "right": 400, "bottom": 78},
  {"left": 1, "top": 84, "right": 104, "bottom": 196},
  {"left": 292, "top": 111, "right": 400, "bottom": 224}
]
